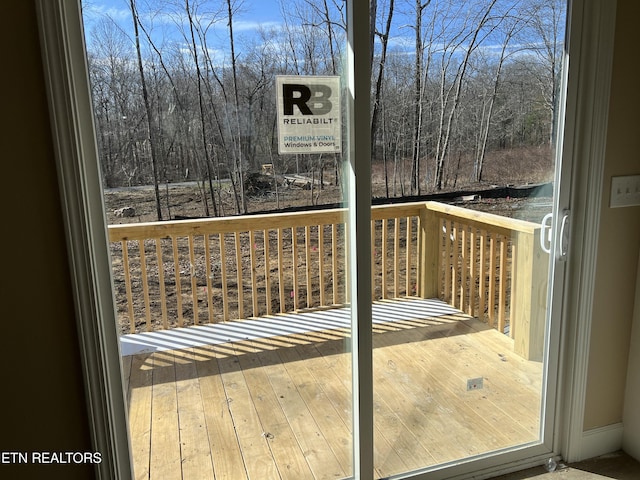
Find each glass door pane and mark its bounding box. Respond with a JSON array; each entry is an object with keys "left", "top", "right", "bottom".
[
  {"left": 81, "top": 1, "right": 354, "bottom": 478},
  {"left": 370, "top": 0, "right": 567, "bottom": 475}
]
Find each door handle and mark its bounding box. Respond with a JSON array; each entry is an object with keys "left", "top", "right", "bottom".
[
  {"left": 559, "top": 210, "right": 570, "bottom": 260},
  {"left": 540, "top": 211, "right": 570, "bottom": 258},
  {"left": 540, "top": 213, "right": 553, "bottom": 254}
]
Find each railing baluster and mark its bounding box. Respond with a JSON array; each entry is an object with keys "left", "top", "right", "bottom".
[
  {"left": 204, "top": 234, "right": 214, "bottom": 323},
  {"left": 488, "top": 235, "right": 496, "bottom": 328},
  {"left": 478, "top": 230, "right": 487, "bottom": 323},
  {"left": 305, "top": 225, "right": 312, "bottom": 308},
  {"left": 234, "top": 232, "right": 243, "bottom": 320},
  {"left": 122, "top": 240, "right": 135, "bottom": 334},
  {"left": 443, "top": 220, "right": 452, "bottom": 303},
  {"left": 406, "top": 217, "right": 412, "bottom": 297},
  {"left": 219, "top": 233, "right": 229, "bottom": 322},
  {"left": 319, "top": 225, "right": 325, "bottom": 306},
  {"left": 277, "top": 228, "right": 285, "bottom": 313},
  {"left": 371, "top": 220, "right": 376, "bottom": 300},
  {"left": 469, "top": 228, "right": 476, "bottom": 317},
  {"left": 498, "top": 236, "right": 508, "bottom": 334},
  {"left": 382, "top": 218, "right": 388, "bottom": 299},
  {"left": 461, "top": 226, "right": 469, "bottom": 313},
  {"left": 138, "top": 240, "right": 152, "bottom": 332},
  {"left": 394, "top": 218, "right": 400, "bottom": 298},
  {"left": 155, "top": 238, "right": 168, "bottom": 329},
  {"left": 188, "top": 235, "right": 198, "bottom": 325},
  {"left": 332, "top": 223, "right": 338, "bottom": 304},
  {"left": 264, "top": 229, "right": 271, "bottom": 316},
  {"left": 451, "top": 222, "right": 458, "bottom": 308},
  {"left": 172, "top": 236, "right": 183, "bottom": 327},
  {"left": 249, "top": 230, "right": 258, "bottom": 317},
  {"left": 292, "top": 226, "right": 299, "bottom": 311}
]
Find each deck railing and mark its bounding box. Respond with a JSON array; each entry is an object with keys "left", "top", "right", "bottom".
[{"left": 108, "top": 201, "right": 548, "bottom": 360}]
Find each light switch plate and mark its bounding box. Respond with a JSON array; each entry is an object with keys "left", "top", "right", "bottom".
[{"left": 610, "top": 174, "right": 640, "bottom": 208}]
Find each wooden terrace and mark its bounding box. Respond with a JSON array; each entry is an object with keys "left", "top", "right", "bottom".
[{"left": 111, "top": 202, "right": 548, "bottom": 479}]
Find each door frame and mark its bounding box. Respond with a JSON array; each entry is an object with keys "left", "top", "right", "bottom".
[{"left": 35, "top": 0, "right": 616, "bottom": 478}]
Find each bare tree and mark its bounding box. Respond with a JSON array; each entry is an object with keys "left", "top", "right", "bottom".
[
  {"left": 432, "top": 0, "right": 499, "bottom": 190},
  {"left": 130, "top": 0, "right": 163, "bottom": 220}
]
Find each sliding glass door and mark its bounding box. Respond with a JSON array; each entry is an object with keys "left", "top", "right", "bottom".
[{"left": 70, "top": 0, "right": 575, "bottom": 477}]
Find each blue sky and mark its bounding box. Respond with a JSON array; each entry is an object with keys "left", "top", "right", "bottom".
[
  {"left": 80, "top": 0, "right": 564, "bottom": 71},
  {"left": 81, "top": 0, "right": 288, "bottom": 54}
]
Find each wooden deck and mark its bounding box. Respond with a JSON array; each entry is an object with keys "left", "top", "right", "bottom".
[{"left": 121, "top": 298, "right": 542, "bottom": 480}]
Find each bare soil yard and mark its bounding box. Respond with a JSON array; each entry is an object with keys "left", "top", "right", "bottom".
[{"left": 103, "top": 177, "right": 552, "bottom": 334}]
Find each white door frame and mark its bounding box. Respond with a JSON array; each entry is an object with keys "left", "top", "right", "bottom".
[{"left": 35, "top": 0, "right": 616, "bottom": 478}]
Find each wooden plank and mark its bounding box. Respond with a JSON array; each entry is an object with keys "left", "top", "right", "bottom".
[
  {"left": 375, "top": 330, "right": 516, "bottom": 461},
  {"left": 277, "top": 345, "right": 352, "bottom": 475},
  {"left": 173, "top": 348, "right": 215, "bottom": 479},
  {"left": 121, "top": 354, "right": 132, "bottom": 406},
  {"left": 259, "top": 347, "right": 346, "bottom": 479},
  {"left": 298, "top": 339, "right": 409, "bottom": 479},
  {"left": 124, "top": 299, "right": 545, "bottom": 478},
  {"left": 213, "top": 344, "right": 279, "bottom": 480},
  {"left": 239, "top": 342, "right": 315, "bottom": 479},
  {"left": 511, "top": 229, "right": 549, "bottom": 361},
  {"left": 426, "top": 201, "right": 538, "bottom": 235},
  {"left": 128, "top": 354, "right": 153, "bottom": 480},
  {"left": 149, "top": 351, "right": 181, "bottom": 480},
  {"left": 196, "top": 345, "right": 248, "bottom": 480}
]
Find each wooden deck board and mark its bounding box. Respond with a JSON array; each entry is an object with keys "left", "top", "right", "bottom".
[
  {"left": 124, "top": 299, "right": 543, "bottom": 480},
  {"left": 149, "top": 351, "right": 181, "bottom": 480}
]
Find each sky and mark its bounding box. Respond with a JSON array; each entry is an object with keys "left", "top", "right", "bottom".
[
  {"left": 80, "top": 0, "right": 565, "bottom": 73},
  {"left": 81, "top": 0, "right": 291, "bottom": 50}
]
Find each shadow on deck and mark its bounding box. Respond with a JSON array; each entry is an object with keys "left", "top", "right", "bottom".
[{"left": 121, "top": 298, "right": 542, "bottom": 480}]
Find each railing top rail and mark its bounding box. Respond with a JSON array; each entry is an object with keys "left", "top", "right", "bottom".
[
  {"left": 107, "top": 201, "right": 539, "bottom": 242},
  {"left": 424, "top": 201, "right": 540, "bottom": 235},
  {"left": 108, "top": 207, "right": 347, "bottom": 242}
]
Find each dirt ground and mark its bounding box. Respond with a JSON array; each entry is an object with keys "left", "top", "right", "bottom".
[
  {"left": 103, "top": 178, "right": 552, "bottom": 334},
  {"left": 104, "top": 178, "right": 552, "bottom": 225}
]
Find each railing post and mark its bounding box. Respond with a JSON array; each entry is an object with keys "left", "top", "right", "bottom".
[
  {"left": 511, "top": 228, "right": 549, "bottom": 361},
  {"left": 418, "top": 205, "right": 439, "bottom": 299}
]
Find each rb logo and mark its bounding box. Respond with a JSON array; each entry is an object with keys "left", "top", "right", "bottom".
[{"left": 282, "top": 84, "right": 333, "bottom": 115}]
